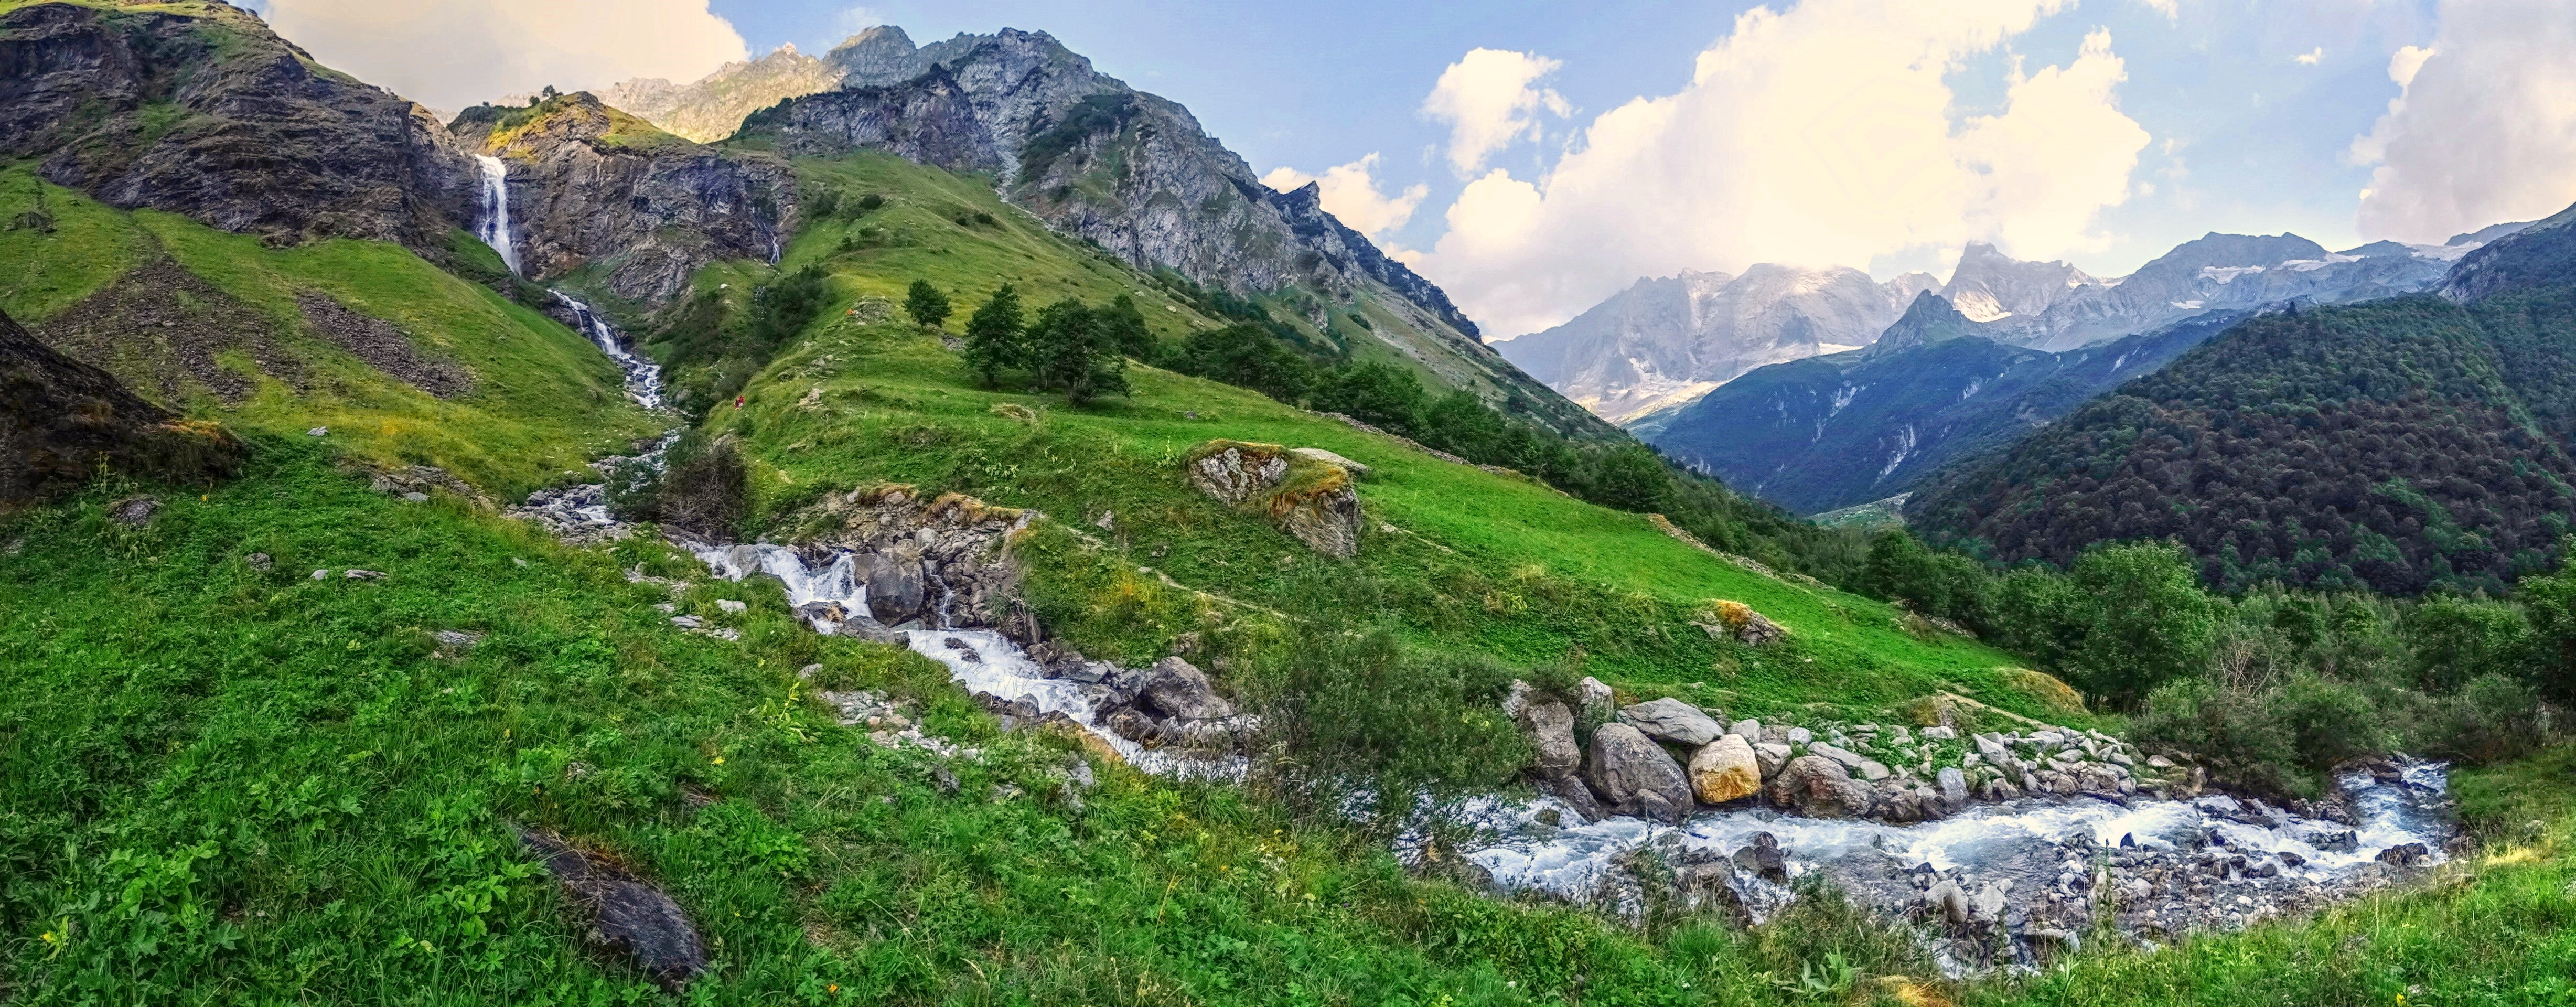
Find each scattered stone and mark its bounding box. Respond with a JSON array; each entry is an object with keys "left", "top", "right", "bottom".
[
  {"left": 343, "top": 569, "right": 384, "bottom": 581},
  {"left": 1575, "top": 677, "right": 1615, "bottom": 722},
  {"left": 1732, "top": 831, "right": 1789, "bottom": 882},
  {"left": 1920, "top": 726, "right": 1957, "bottom": 741},
  {"left": 1518, "top": 700, "right": 1581, "bottom": 777},
  {"left": 1617, "top": 697, "right": 1724, "bottom": 747},
  {"left": 245, "top": 552, "right": 272, "bottom": 571},
  {"left": 1137, "top": 656, "right": 1235, "bottom": 721},
  {"left": 715, "top": 599, "right": 746, "bottom": 614},
  {"left": 671, "top": 615, "right": 702, "bottom": 629},
  {"left": 433, "top": 630, "right": 482, "bottom": 652},
  {"left": 307, "top": 426, "right": 327, "bottom": 436},
  {"left": 310, "top": 569, "right": 330, "bottom": 580},
  {"left": 1289, "top": 446, "right": 1370, "bottom": 477},
  {"left": 1728, "top": 717, "right": 1761, "bottom": 740},
  {"left": 1937, "top": 766, "right": 1969, "bottom": 809},
  {"left": 1752, "top": 742, "right": 1793, "bottom": 780},
  {"left": 2376, "top": 843, "right": 2429, "bottom": 866}
]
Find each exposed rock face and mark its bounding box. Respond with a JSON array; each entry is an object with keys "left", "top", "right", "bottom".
[
  {"left": 1584, "top": 723, "right": 1692, "bottom": 823},
  {"left": 454, "top": 93, "right": 791, "bottom": 305},
  {"left": 1767, "top": 755, "right": 1876, "bottom": 818},
  {"left": 1, "top": 3, "right": 477, "bottom": 249},
  {"left": 1687, "top": 734, "right": 1761, "bottom": 804},
  {"left": 1616, "top": 698, "right": 1724, "bottom": 747},
  {"left": 601, "top": 44, "right": 844, "bottom": 143},
  {"left": 2, "top": 305, "right": 238, "bottom": 506},
  {"left": 1183, "top": 441, "right": 1363, "bottom": 558}
]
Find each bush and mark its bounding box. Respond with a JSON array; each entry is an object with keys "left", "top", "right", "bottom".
[
  {"left": 655, "top": 436, "right": 748, "bottom": 539},
  {"left": 2270, "top": 674, "right": 2388, "bottom": 770},
  {"left": 2132, "top": 677, "right": 2304, "bottom": 797},
  {"left": 2066, "top": 542, "right": 2217, "bottom": 709},
  {"left": 905, "top": 279, "right": 951, "bottom": 329},
  {"left": 854, "top": 193, "right": 885, "bottom": 214},
  {"left": 1246, "top": 629, "right": 1531, "bottom": 822},
  {"left": 2402, "top": 595, "right": 2535, "bottom": 692},
  {"left": 2426, "top": 673, "right": 2550, "bottom": 763}
]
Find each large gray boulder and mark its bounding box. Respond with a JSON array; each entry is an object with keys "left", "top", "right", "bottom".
[
  {"left": 1584, "top": 723, "right": 1692, "bottom": 823},
  {"left": 1518, "top": 700, "right": 1582, "bottom": 777},
  {"left": 1137, "top": 657, "right": 1234, "bottom": 721},
  {"left": 861, "top": 549, "right": 926, "bottom": 624},
  {"left": 1617, "top": 698, "right": 1724, "bottom": 747},
  {"left": 1766, "top": 755, "right": 1876, "bottom": 818}
]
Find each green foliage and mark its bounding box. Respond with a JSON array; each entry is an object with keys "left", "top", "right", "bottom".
[
  {"left": 1586, "top": 444, "right": 1678, "bottom": 514},
  {"left": 1246, "top": 628, "right": 1531, "bottom": 819},
  {"left": 1100, "top": 293, "right": 1153, "bottom": 361},
  {"left": 2404, "top": 594, "right": 2537, "bottom": 691},
  {"left": 2066, "top": 542, "right": 2218, "bottom": 709},
  {"left": 2132, "top": 677, "right": 2303, "bottom": 795},
  {"left": 1027, "top": 297, "right": 1129, "bottom": 405},
  {"left": 961, "top": 283, "right": 1026, "bottom": 386},
  {"left": 1174, "top": 322, "right": 1316, "bottom": 402},
  {"left": 903, "top": 278, "right": 950, "bottom": 329},
  {"left": 1312, "top": 360, "right": 1426, "bottom": 433}
]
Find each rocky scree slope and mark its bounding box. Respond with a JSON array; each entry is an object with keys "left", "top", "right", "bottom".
[
  {"left": 0, "top": 1, "right": 481, "bottom": 253},
  {"left": 451, "top": 92, "right": 792, "bottom": 306},
  {"left": 1912, "top": 207, "right": 2576, "bottom": 594},
  {"left": 0, "top": 304, "right": 236, "bottom": 505},
  {"left": 726, "top": 27, "right": 1611, "bottom": 437}
]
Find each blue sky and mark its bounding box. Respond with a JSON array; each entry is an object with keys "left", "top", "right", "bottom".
[{"left": 250, "top": 0, "right": 2576, "bottom": 336}]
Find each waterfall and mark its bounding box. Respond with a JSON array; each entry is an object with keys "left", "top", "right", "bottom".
[
  {"left": 474, "top": 155, "right": 520, "bottom": 275},
  {"left": 549, "top": 293, "right": 665, "bottom": 410}
]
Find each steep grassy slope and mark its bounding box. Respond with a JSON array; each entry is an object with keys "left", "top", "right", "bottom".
[
  {"left": 0, "top": 167, "right": 659, "bottom": 494},
  {"left": 668, "top": 158, "right": 2068, "bottom": 726}
]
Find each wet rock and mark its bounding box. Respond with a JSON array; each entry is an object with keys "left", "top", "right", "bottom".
[
  {"left": 1583, "top": 723, "right": 1692, "bottom": 823},
  {"left": 1937, "top": 767, "right": 1969, "bottom": 809},
  {"left": 861, "top": 549, "right": 926, "bottom": 624},
  {"left": 1137, "top": 656, "right": 1234, "bottom": 721},
  {"left": 518, "top": 829, "right": 707, "bottom": 992},
  {"left": 1732, "top": 831, "right": 1789, "bottom": 882},
  {"left": 1537, "top": 773, "right": 1607, "bottom": 823},
  {"left": 2376, "top": 843, "right": 2429, "bottom": 866},
  {"left": 1927, "top": 879, "right": 1970, "bottom": 924},
  {"left": 1687, "top": 734, "right": 1762, "bottom": 804},
  {"left": 1768, "top": 755, "right": 1876, "bottom": 818},
  {"left": 1618, "top": 697, "right": 1724, "bottom": 746}
]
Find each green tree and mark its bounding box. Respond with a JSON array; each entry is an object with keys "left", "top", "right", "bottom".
[
  {"left": 1313, "top": 361, "right": 1427, "bottom": 433},
  {"left": 2515, "top": 544, "right": 2576, "bottom": 702},
  {"left": 961, "top": 285, "right": 1025, "bottom": 387},
  {"left": 1030, "top": 298, "right": 1128, "bottom": 405},
  {"left": 2066, "top": 541, "right": 2218, "bottom": 709},
  {"left": 1421, "top": 390, "right": 1509, "bottom": 462},
  {"left": 1586, "top": 445, "right": 1676, "bottom": 515},
  {"left": 1177, "top": 323, "right": 1315, "bottom": 402},
  {"left": 1100, "top": 294, "right": 1155, "bottom": 362},
  {"left": 2401, "top": 595, "right": 2535, "bottom": 692},
  {"left": 905, "top": 279, "right": 952, "bottom": 329}
]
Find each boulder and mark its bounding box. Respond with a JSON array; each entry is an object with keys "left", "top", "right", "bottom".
[
  {"left": 1731, "top": 831, "right": 1789, "bottom": 882},
  {"left": 1289, "top": 446, "right": 1370, "bottom": 476},
  {"left": 1186, "top": 444, "right": 1290, "bottom": 505},
  {"left": 2376, "top": 843, "right": 2430, "bottom": 866},
  {"left": 1926, "top": 879, "right": 1970, "bottom": 924},
  {"left": 861, "top": 549, "right": 926, "bottom": 624},
  {"left": 1767, "top": 755, "right": 1876, "bottom": 818},
  {"left": 1808, "top": 742, "right": 1867, "bottom": 771},
  {"left": 1937, "top": 767, "right": 1969, "bottom": 809},
  {"left": 1518, "top": 700, "right": 1581, "bottom": 777},
  {"left": 1574, "top": 676, "right": 1615, "bottom": 723},
  {"left": 519, "top": 829, "right": 707, "bottom": 992},
  {"left": 1686, "top": 734, "right": 1762, "bottom": 804},
  {"left": 1617, "top": 697, "right": 1724, "bottom": 747},
  {"left": 1728, "top": 717, "right": 1762, "bottom": 740},
  {"left": 1137, "top": 656, "right": 1233, "bottom": 721},
  {"left": 1752, "top": 742, "right": 1793, "bottom": 779},
  {"left": 1537, "top": 774, "right": 1607, "bottom": 823},
  {"left": 1583, "top": 723, "right": 1693, "bottom": 823}
]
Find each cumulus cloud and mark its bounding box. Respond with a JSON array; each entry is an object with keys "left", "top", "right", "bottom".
[
  {"left": 1420, "top": 49, "right": 1571, "bottom": 176},
  {"left": 2294, "top": 47, "right": 2324, "bottom": 65},
  {"left": 1262, "top": 154, "right": 1431, "bottom": 240},
  {"left": 2135, "top": 0, "right": 2180, "bottom": 18},
  {"left": 2354, "top": 0, "right": 2576, "bottom": 243},
  {"left": 1410, "top": 0, "right": 2150, "bottom": 338},
  {"left": 257, "top": 0, "right": 749, "bottom": 112}
]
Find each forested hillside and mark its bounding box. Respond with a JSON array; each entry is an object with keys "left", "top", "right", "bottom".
[{"left": 1913, "top": 220, "right": 2576, "bottom": 595}]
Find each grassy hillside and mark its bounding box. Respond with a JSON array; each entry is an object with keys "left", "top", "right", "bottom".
[{"left": 0, "top": 166, "right": 659, "bottom": 494}]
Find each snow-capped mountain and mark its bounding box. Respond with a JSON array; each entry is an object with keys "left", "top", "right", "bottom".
[{"left": 1495, "top": 265, "right": 1938, "bottom": 424}]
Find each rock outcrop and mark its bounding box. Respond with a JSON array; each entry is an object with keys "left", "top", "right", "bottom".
[
  {"left": 2, "top": 306, "right": 238, "bottom": 507},
  {"left": 1184, "top": 441, "right": 1363, "bottom": 558},
  {"left": 517, "top": 828, "right": 707, "bottom": 992},
  {"left": 1, "top": 3, "right": 478, "bottom": 250},
  {"left": 453, "top": 93, "right": 791, "bottom": 305}
]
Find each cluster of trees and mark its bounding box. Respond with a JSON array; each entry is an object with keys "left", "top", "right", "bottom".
[
  {"left": 1862, "top": 530, "right": 2566, "bottom": 795},
  {"left": 914, "top": 281, "right": 1141, "bottom": 405}
]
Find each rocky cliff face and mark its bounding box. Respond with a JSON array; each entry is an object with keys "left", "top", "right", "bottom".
[
  {"left": 600, "top": 44, "right": 843, "bottom": 144},
  {"left": 1498, "top": 266, "right": 1940, "bottom": 425},
  {"left": 0, "top": 2, "right": 478, "bottom": 249},
  {"left": 453, "top": 94, "right": 792, "bottom": 305}
]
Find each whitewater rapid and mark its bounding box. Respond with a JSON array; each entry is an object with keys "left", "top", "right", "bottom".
[{"left": 552, "top": 293, "right": 665, "bottom": 410}]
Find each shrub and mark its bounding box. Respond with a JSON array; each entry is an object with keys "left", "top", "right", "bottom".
[
  {"left": 2066, "top": 542, "right": 2217, "bottom": 709},
  {"left": 2133, "top": 677, "right": 2304, "bottom": 797},
  {"left": 854, "top": 193, "right": 885, "bottom": 213},
  {"left": 1246, "top": 628, "right": 1530, "bottom": 822},
  {"left": 2426, "top": 673, "right": 2550, "bottom": 763},
  {"left": 2270, "top": 674, "right": 2388, "bottom": 770},
  {"left": 655, "top": 436, "right": 748, "bottom": 539}
]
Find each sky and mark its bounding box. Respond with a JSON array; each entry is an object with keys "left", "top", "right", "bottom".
[{"left": 240, "top": 0, "right": 2576, "bottom": 338}]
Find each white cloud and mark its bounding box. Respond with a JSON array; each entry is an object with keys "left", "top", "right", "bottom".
[
  {"left": 2354, "top": 1, "right": 2576, "bottom": 242},
  {"left": 2294, "top": 47, "right": 2324, "bottom": 65},
  {"left": 1410, "top": 0, "right": 2149, "bottom": 338},
  {"left": 2136, "top": 0, "right": 2180, "bottom": 18},
  {"left": 1420, "top": 49, "right": 1571, "bottom": 176},
  {"left": 1262, "top": 154, "right": 1431, "bottom": 240},
  {"left": 838, "top": 6, "right": 888, "bottom": 35},
  {"left": 258, "top": 0, "right": 749, "bottom": 112}
]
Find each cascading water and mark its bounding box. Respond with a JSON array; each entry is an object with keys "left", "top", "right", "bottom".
[
  {"left": 551, "top": 293, "right": 666, "bottom": 410},
  {"left": 475, "top": 155, "right": 520, "bottom": 275}
]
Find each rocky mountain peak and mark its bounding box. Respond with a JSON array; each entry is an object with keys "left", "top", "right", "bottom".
[
  {"left": 2135, "top": 232, "right": 2330, "bottom": 276},
  {"left": 1940, "top": 243, "right": 2096, "bottom": 323},
  {"left": 1863, "top": 291, "right": 1984, "bottom": 359}
]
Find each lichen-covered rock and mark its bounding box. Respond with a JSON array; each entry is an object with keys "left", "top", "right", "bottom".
[
  {"left": 1584, "top": 723, "right": 1692, "bottom": 823},
  {"left": 1687, "top": 734, "right": 1761, "bottom": 804},
  {"left": 1184, "top": 441, "right": 1362, "bottom": 558},
  {"left": 1704, "top": 599, "right": 1787, "bottom": 646}
]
